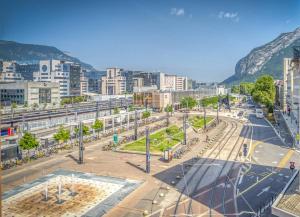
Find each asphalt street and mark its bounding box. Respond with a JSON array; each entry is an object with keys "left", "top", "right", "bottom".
[{"left": 236, "top": 108, "right": 299, "bottom": 217}]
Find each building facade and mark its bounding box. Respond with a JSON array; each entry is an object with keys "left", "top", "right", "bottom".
[
  {"left": 0, "top": 61, "right": 24, "bottom": 81},
  {"left": 283, "top": 58, "right": 293, "bottom": 112},
  {"left": 0, "top": 81, "right": 60, "bottom": 106},
  {"left": 101, "top": 67, "right": 126, "bottom": 95},
  {"left": 69, "top": 63, "right": 81, "bottom": 96},
  {"left": 33, "top": 60, "right": 75, "bottom": 97},
  {"left": 16, "top": 63, "right": 39, "bottom": 80}
]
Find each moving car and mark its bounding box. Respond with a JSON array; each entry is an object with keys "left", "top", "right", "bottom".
[{"left": 255, "top": 109, "right": 264, "bottom": 118}]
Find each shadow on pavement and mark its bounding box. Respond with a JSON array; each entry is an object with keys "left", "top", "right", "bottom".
[{"left": 153, "top": 156, "right": 293, "bottom": 217}]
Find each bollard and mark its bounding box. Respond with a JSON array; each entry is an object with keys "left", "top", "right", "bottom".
[{"left": 44, "top": 181, "right": 49, "bottom": 201}]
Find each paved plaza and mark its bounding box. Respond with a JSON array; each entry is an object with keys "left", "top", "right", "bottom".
[{"left": 3, "top": 169, "right": 141, "bottom": 217}]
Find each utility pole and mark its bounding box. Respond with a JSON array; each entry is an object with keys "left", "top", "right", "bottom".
[
  {"left": 79, "top": 121, "right": 84, "bottom": 164},
  {"left": 145, "top": 127, "right": 150, "bottom": 173},
  {"left": 217, "top": 96, "right": 220, "bottom": 124},
  {"left": 183, "top": 114, "right": 187, "bottom": 145},
  {"left": 134, "top": 109, "right": 138, "bottom": 140},
  {"left": 227, "top": 93, "right": 231, "bottom": 112},
  {"left": 109, "top": 98, "right": 112, "bottom": 115},
  {"left": 298, "top": 105, "right": 300, "bottom": 147},
  {"left": 96, "top": 101, "right": 99, "bottom": 119},
  {"left": 204, "top": 105, "right": 207, "bottom": 130},
  {"left": 167, "top": 111, "right": 170, "bottom": 126}
]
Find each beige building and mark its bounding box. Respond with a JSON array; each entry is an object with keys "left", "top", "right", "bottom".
[
  {"left": 101, "top": 67, "right": 126, "bottom": 95},
  {"left": 283, "top": 58, "right": 293, "bottom": 112},
  {"left": 175, "top": 76, "right": 188, "bottom": 91},
  {"left": 0, "top": 81, "right": 60, "bottom": 106},
  {"left": 80, "top": 79, "right": 88, "bottom": 95},
  {"left": 133, "top": 90, "right": 171, "bottom": 111},
  {"left": 0, "top": 61, "right": 23, "bottom": 81}
]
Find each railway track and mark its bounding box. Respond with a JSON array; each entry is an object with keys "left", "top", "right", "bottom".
[
  {"left": 167, "top": 118, "right": 239, "bottom": 216},
  {"left": 184, "top": 120, "right": 240, "bottom": 216},
  {"left": 209, "top": 123, "right": 250, "bottom": 217}
]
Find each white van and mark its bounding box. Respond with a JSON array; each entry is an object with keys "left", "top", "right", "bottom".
[{"left": 255, "top": 109, "right": 264, "bottom": 118}]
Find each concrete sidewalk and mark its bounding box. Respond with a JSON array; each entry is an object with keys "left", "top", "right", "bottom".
[
  {"left": 275, "top": 110, "right": 297, "bottom": 148},
  {"left": 274, "top": 110, "right": 297, "bottom": 147}
]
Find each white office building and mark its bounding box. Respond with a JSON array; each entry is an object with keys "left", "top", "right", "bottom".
[
  {"left": 33, "top": 60, "right": 71, "bottom": 96},
  {"left": 0, "top": 61, "right": 24, "bottom": 81}
]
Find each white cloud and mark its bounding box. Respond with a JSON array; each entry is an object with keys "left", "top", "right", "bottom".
[
  {"left": 218, "top": 11, "right": 239, "bottom": 22},
  {"left": 170, "top": 8, "right": 185, "bottom": 16}
]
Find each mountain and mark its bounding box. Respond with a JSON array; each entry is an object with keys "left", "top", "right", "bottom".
[
  {"left": 0, "top": 40, "right": 96, "bottom": 71},
  {"left": 223, "top": 27, "right": 300, "bottom": 85}
]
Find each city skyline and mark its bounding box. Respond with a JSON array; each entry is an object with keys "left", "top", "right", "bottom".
[{"left": 1, "top": 0, "right": 300, "bottom": 82}]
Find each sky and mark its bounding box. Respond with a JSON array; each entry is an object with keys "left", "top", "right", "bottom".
[{"left": 1, "top": 0, "right": 300, "bottom": 82}]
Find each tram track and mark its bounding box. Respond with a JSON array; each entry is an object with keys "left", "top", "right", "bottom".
[{"left": 169, "top": 118, "right": 239, "bottom": 216}]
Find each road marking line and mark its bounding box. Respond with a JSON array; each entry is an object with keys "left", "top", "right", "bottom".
[
  {"left": 238, "top": 149, "right": 295, "bottom": 197},
  {"left": 276, "top": 149, "right": 294, "bottom": 169}
]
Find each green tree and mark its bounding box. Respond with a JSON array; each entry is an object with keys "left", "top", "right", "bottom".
[
  {"left": 142, "top": 111, "right": 151, "bottom": 119},
  {"left": 11, "top": 102, "right": 17, "bottom": 118},
  {"left": 32, "top": 103, "right": 39, "bottom": 110},
  {"left": 92, "top": 119, "right": 104, "bottom": 138},
  {"left": 251, "top": 75, "right": 275, "bottom": 112},
  {"left": 200, "top": 96, "right": 219, "bottom": 107},
  {"left": 114, "top": 107, "right": 120, "bottom": 114},
  {"left": 11, "top": 102, "right": 17, "bottom": 109},
  {"left": 19, "top": 132, "right": 39, "bottom": 155},
  {"left": 165, "top": 104, "right": 173, "bottom": 116},
  {"left": 180, "top": 97, "right": 197, "bottom": 109},
  {"left": 53, "top": 126, "right": 70, "bottom": 145},
  {"left": 240, "top": 82, "right": 255, "bottom": 95},
  {"left": 74, "top": 124, "right": 90, "bottom": 137},
  {"left": 128, "top": 105, "right": 134, "bottom": 112},
  {"left": 231, "top": 85, "right": 240, "bottom": 94},
  {"left": 23, "top": 101, "right": 28, "bottom": 108}
]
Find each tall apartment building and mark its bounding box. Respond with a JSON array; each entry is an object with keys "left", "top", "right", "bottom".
[
  {"left": 69, "top": 63, "right": 81, "bottom": 96},
  {"left": 101, "top": 67, "right": 126, "bottom": 95},
  {"left": 33, "top": 60, "right": 81, "bottom": 97},
  {"left": 0, "top": 61, "right": 24, "bottom": 81},
  {"left": 175, "top": 76, "right": 188, "bottom": 91},
  {"left": 283, "top": 58, "right": 293, "bottom": 112},
  {"left": 157, "top": 73, "right": 188, "bottom": 91}
]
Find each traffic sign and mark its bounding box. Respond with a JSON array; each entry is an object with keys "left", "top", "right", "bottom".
[
  {"left": 290, "top": 161, "right": 295, "bottom": 170},
  {"left": 296, "top": 134, "right": 300, "bottom": 141},
  {"left": 113, "top": 133, "right": 118, "bottom": 144}
]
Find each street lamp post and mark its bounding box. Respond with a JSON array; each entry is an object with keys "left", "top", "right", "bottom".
[
  {"left": 145, "top": 127, "right": 150, "bottom": 173},
  {"left": 134, "top": 109, "right": 138, "bottom": 140},
  {"left": 203, "top": 103, "right": 207, "bottom": 130},
  {"left": 183, "top": 114, "right": 187, "bottom": 145},
  {"left": 79, "top": 121, "right": 84, "bottom": 164},
  {"left": 217, "top": 95, "right": 220, "bottom": 124}
]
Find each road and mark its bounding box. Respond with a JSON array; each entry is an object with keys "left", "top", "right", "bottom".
[
  {"left": 158, "top": 103, "right": 299, "bottom": 217},
  {"left": 235, "top": 110, "right": 298, "bottom": 217}
]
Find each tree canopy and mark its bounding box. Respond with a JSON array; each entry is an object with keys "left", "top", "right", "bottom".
[
  {"left": 53, "top": 126, "right": 70, "bottom": 144},
  {"left": 251, "top": 75, "right": 275, "bottom": 112},
  {"left": 75, "top": 124, "right": 90, "bottom": 136},
  {"left": 113, "top": 107, "right": 120, "bottom": 114},
  {"left": 92, "top": 119, "right": 103, "bottom": 132},
  {"left": 142, "top": 111, "right": 151, "bottom": 119},
  {"left": 164, "top": 104, "right": 173, "bottom": 113},
  {"left": 231, "top": 82, "right": 254, "bottom": 95},
  {"left": 19, "top": 132, "right": 39, "bottom": 150},
  {"left": 180, "top": 97, "right": 197, "bottom": 109}
]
